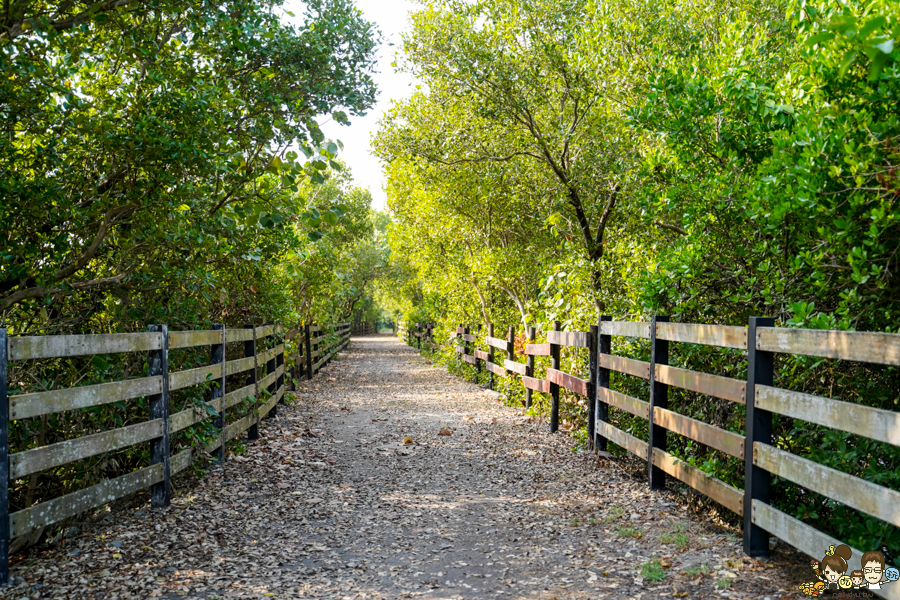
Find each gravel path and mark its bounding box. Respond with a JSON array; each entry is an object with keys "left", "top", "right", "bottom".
[{"left": 1, "top": 334, "right": 803, "bottom": 600}]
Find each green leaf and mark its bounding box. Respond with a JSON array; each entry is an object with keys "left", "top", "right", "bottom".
[
  {"left": 323, "top": 211, "right": 338, "bottom": 226},
  {"left": 805, "top": 32, "right": 835, "bottom": 46},
  {"left": 308, "top": 230, "right": 324, "bottom": 241},
  {"left": 874, "top": 39, "right": 894, "bottom": 54},
  {"left": 859, "top": 16, "right": 888, "bottom": 40},
  {"left": 838, "top": 49, "right": 858, "bottom": 78},
  {"left": 868, "top": 52, "right": 889, "bottom": 81},
  {"left": 326, "top": 142, "right": 338, "bottom": 155}
]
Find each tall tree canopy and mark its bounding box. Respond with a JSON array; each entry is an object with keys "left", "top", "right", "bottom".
[
  {"left": 375, "top": 0, "right": 900, "bottom": 552},
  {"left": 2, "top": 0, "right": 379, "bottom": 332}
]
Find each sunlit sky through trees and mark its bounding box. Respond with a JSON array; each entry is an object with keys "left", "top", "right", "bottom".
[{"left": 284, "top": 0, "right": 419, "bottom": 210}]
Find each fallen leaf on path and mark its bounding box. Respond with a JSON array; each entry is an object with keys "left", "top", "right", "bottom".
[
  {"left": 438, "top": 428, "right": 452, "bottom": 436},
  {"left": 403, "top": 437, "right": 414, "bottom": 445}
]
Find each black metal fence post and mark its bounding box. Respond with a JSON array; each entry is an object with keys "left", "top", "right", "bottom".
[
  {"left": 148, "top": 324, "right": 171, "bottom": 507},
  {"left": 277, "top": 329, "right": 285, "bottom": 405},
  {"left": 744, "top": 316, "right": 775, "bottom": 556},
  {"left": 475, "top": 324, "right": 482, "bottom": 377},
  {"left": 648, "top": 315, "right": 669, "bottom": 490},
  {"left": 550, "top": 320, "right": 561, "bottom": 433},
  {"left": 463, "top": 327, "right": 478, "bottom": 368},
  {"left": 525, "top": 326, "right": 536, "bottom": 409},
  {"left": 265, "top": 326, "right": 277, "bottom": 419},
  {"left": 291, "top": 330, "right": 300, "bottom": 391},
  {"left": 245, "top": 325, "right": 260, "bottom": 441},
  {"left": 487, "top": 323, "right": 494, "bottom": 390},
  {"left": 312, "top": 325, "right": 320, "bottom": 377},
  {"left": 0, "top": 328, "right": 9, "bottom": 584},
  {"left": 588, "top": 324, "right": 598, "bottom": 452},
  {"left": 507, "top": 325, "right": 515, "bottom": 368},
  {"left": 595, "top": 316, "right": 612, "bottom": 451},
  {"left": 305, "top": 324, "right": 313, "bottom": 381},
  {"left": 211, "top": 324, "right": 225, "bottom": 463}
]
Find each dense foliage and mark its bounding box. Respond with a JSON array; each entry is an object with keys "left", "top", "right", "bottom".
[
  {"left": 1, "top": 0, "right": 385, "bottom": 524},
  {"left": 375, "top": 0, "right": 900, "bottom": 554}
]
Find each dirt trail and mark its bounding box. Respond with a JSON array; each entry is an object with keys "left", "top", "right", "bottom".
[{"left": 2, "top": 334, "right": 802, "bottom": 600}]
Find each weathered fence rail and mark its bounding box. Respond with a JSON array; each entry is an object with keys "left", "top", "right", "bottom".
[
  {"left": 399, "top": 322, "right": 436, "bottom": 351},
  {"left": 431, "top": 317, "right": 900, "bottom": 599},
  {"left": 0, "top": 321, "right": 350, "bottom": 583}
]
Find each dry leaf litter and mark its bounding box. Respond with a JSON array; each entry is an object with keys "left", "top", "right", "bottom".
[{"left": 0, "top": 334, "right": 807, "bottom": 600}]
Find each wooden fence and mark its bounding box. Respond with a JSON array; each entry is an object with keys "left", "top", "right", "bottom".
[
  {"left": 351, "top": 322, "right": 377, "bottom": 335},
  {"left": 440, "top": 318, "right": 900, "bottom": 599},
  {"left": 399, "top": 322, "right": 435, "bottom": 350},
  {"left": 0, "top": 321, "right": 350, "bottom": 583}
]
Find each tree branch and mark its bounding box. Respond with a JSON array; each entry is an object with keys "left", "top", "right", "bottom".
[
  {"left": 0, "top": 272, "right": 132, "bottom": 312},
  {"left": 654, "top": 220, "right": 687, "bottom": 236}
]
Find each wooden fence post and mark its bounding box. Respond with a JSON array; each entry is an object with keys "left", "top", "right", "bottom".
[
  {"left": 595, "top": 316, "right": 612, "bottom": 451},
  {"left": 265, "top": 326, "right": 277, "bottom": 419},
  {"left": 648, "top": 315, "right": 669, "bottom": 490},
  {"left": 487, "top": 323, "right": 494, "bottom": 390},
  {"left": 588, "top": 324, "right": 599, "bottom": 452},
  {"left": 148, "top": 324, "right": 171, "bottom": 507},
  {"left": 211, "top": 324, "right": 226, "bottom": 463},
  {"left": 305, "top": 324, "right": 313, "bottom": 381},
  {"left": 550, "top": 320, "right": 561, "bottom": 433},
  {"left": 0, "top": 328, "right": 9, "bottom": 584},
  {"left": 525, "top": 326, "right": 536, "bottom": 409},
  {"left": 245, "top": 325, "right": 260, "bottom": 441},
  {"left": 744, "top": 316, "right": 775, "bottom": 556}
]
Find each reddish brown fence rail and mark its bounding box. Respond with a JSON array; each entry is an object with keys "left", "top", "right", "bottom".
[
  {"left": 0, "top": 321, "right": 350, "bottom": 583},
  {"left": 399, "top": 321, "right": 436, "bottom": 351},
  {"left": 429, "top": 317, "right": 900, "bottom": 599}
]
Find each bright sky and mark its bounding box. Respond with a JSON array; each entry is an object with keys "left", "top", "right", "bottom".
[{"left": 283, "top": 0, "right": 420, "bottom": 211}]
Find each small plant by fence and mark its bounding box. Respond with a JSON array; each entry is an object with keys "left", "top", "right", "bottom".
[
  {"left": 0, "top": 321, "right": 350, "bottom": 583},
  {"left": 406, "top": 318, "right": 900, "bottom": 599}
]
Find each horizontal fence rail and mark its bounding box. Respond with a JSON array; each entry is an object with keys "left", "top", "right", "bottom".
[
  {"left": 402, "top": 322, "right": 436, "bottom": 351},
  {"left": 412, "top": 317, "right": 900, "bottom": 599},
  {"left": 0, "top": 321, "right": 351, "bottom": 584}
]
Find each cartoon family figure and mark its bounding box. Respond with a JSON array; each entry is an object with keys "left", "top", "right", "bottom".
[{"left": 800, "top": 544, "right": 899, "bottom": 596}]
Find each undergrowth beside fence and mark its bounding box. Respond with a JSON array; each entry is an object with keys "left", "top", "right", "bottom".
[{"left": 399, "top": 319, "right": 900, "bottom": 582}]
